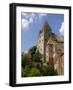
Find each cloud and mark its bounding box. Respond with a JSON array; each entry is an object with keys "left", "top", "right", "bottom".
[
  {"left": 30, "top": 13, "right": 35, "bottom": 18},
  {"left": 59, "top": 22, "right": 64, "bottom": 35},
  {"left": 22, "top": 13, "right": 27, "bottom": 16},
  {"left": 21, "top": 13, "right": 47, "bottom": 29},
  {"left": 22, "top": 13, "right": 30, "bottom": 19},
  {"left": 29, "top": 18, "right": 33, "bottom": 23},
  {"left": 21, "top": 13, "right": 35, "bottom": 29},
  {"left": 21, "top": 18, "right": 33, "bottom": 29},
  {"left": 38, "top": 13, "right": 47, "bottom": 20},
  {"left": 22, "top": 19, "right": 29, "bottom": 29}
]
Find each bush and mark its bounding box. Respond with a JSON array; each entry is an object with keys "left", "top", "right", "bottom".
[
  {"left": 30, "top": 46, "right": 37, "bottom": 57},
  {"left": 22, "top": 66, "right": 41, "bottom": 77},
  {"left": 28, "top": 67, "right": 41, "bottom": 77},
  {"left": 32, "top": 50, "right": 42, "bottom": 62},
  {"left": 22, "top": 66, "right": 30, "bottom": 77},
  {"left": 22, "top": 63, "right": 58, "bottom": 77},
  {"left": 40, "top": 64, "right": 58, "bottom": 76},
  {"left": 21, "top": 52, "right": 58, "bottom": 77},
  {"left": 22, "top": 54, "right": 31, "bottom": 67}
]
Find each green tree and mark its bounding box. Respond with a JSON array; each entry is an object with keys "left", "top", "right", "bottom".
[
  {"left": 32, "top": 50, "right": 42, "bottom": 62},
  {"left": 22, "top": 65, "right": 30, "bottom": 77},
  {"left": 22, "top": 53, "right": 30, "bottom": 67},
  {"left": 30, "top": 46, "right": 37, "bottom": 57},
  {"left": 28, "top": 67, "right": 41, "bottom": 77},
  {"left": 40, "top": 64, "right": 58, "bottom": 76}
]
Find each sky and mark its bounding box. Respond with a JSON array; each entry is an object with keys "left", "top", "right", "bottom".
[{"left": 21, "top": 12, "right": 64, "bottom": 53}]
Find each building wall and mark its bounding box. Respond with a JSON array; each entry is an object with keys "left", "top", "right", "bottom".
[
  {"left": 37, "top": 22, "right": 64, "bottom": 75},
  {"left": 46, "top": 37, "right": 64, "bottom": 75},
  {"left": 37, "top": 32, "right": 44, "bottom": 54},
  {"left": 46, "top": 45, "right": 49, "bottom": 62},
  {"left": 37, "top": 22, "right": 52, "bottom": 62},
  {"left": 37, "top": 32, "right": 44, "bottom": 61},
  {"left": 53, "top": 53, "right": 64, "bottom": 75}
]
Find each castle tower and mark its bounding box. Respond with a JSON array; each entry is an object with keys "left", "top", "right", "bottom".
[{"left": 37, "top": 21, "right": 52, "bottom": 62}]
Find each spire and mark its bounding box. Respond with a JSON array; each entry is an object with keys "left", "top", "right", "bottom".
[
  {"left": 43, "top": 21, "right": 52, "bottom": 32},
  {"left": 44, "top": 21, "right": 49, "bottom": 28}
]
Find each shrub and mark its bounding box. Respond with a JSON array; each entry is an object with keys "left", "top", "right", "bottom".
[
  {"left": 28, "top": 67, "right": 41, "bottom": 77},
  {"left": 22, "top": 54, "right": 31, "bottom": 67},
  {"left": 32, "top": 50, "right": 42, "bottom": 62},
  {"left": 40, "top": 64, "right": 58, "bottom": 76},
  {"left": 22, "top": 65, "right": 30, "bottom": 77}
]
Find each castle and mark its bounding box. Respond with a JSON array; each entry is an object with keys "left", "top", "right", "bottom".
[{"left": 37, "top": 21, "right": 64, "bottom": 75}]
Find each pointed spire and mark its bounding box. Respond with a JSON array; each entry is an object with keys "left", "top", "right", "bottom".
[
  {"left": 43, "top": 21, "right": 51, "bottom": 32},
  {"left": 44, "top": 21, "right": 49, "bottom": 28}
]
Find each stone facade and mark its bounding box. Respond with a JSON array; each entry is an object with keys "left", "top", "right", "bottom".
[
  {"left": 37, "top": 21, "right": 52, "bottom": 62},
  {"left": 37, "top": 21, "right": 64, "bottom": 75},
  {"left": 47, "top": 35, "right": 64, "bottom": 75}
]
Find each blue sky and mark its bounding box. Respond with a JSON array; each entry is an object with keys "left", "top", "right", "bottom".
[{"left": 21, "top": 12, "right": 64, "bottom": 53}]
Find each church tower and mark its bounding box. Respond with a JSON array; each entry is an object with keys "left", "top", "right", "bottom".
[{"left": 37, "top": 21, "right": 52, "bottom": 62}]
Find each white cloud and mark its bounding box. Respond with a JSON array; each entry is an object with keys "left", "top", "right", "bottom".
[
  {"left": 31, "top": 13, "right": 36, "bottom": 18},
  {"left": 22, "top": 19, "right": 29, "bottom": 29},
  {"left": 29, "top": 18, "right": 33, "bottom": 23},
  {"left": 22, "top": 13, "right": 27, "bottom": 16},
  {"left": 21, "top": 18, "right": 33, "bottom": 29},
  {"left": 38, "top": 13, "right": 47, "bottom": 20},
  {"left": 22, "top": 13, "right": 30, "bottom": 18},
  {"left": 21, "top": 13, "right": 35, "bottom": 29},
  {"left": 59, "top": 22, "right": 64, "bottom": 35},
  {"left": 21, "top": 13, "right": 47, "bottom": 30},
  {"left": 30, "top": 13, "right": 37, "bottom": 23}
]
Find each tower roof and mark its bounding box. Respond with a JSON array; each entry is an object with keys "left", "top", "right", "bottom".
[
  {"left": 38, "top": 21, "right": 52, "bottom": 36},
  {"left": 44, "top": 21, "right": 49, "bottom": 27},
  {"left": 43, "top": 21, "right": 52, "bottom": 32}
]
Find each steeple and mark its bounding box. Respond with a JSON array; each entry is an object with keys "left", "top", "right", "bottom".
[
  {"left": 44, "top": 21, "right": 49, "bottom": 28},
  {"left": 43, "top": 21, "right": 52, "bottom": 32}
]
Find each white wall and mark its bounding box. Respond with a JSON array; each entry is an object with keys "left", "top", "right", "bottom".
[{"left": 0, "top": 0, "right": 72, "bottom": 89}]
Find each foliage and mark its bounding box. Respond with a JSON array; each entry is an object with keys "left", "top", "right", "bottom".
[
  {"left": 22, "top": 54, "right": 30, "bottom": 68},
  {"left": 40, "top": 64, "right": 58, "bottom": 76},
  {"left": 21, "top": 46, "right": 58, "bottom": 77},
  {"left": 30, "top": 46, "right": 37, "bottom": 57},
  {"left": 22, "top": 66, "right": 30, "bottom": 77},
  {"left": 28, "top": 67, "right": 41, "bottom": 77},
  {"left": 32, "top": 50, "right": 42, "bottom": 62},
  {"left": 22, "top": 66, "right": 41, "bottom": 77},
  {"left": 22, "top": 63, "right": 58, "bottom": 77}
]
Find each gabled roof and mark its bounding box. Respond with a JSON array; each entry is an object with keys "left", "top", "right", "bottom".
[{"left": 47, "top": 33, "right": 64, "bottom": 44}]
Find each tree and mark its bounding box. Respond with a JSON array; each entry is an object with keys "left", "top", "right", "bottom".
[
  {"left": 22, "top": 65, "right": 30, "bottom": 77},
  {"left": 28, "top": 67, "right": 41, "bottom": 76},
  {"left": 32, "top": 50, "right": 42, "bottom": 62},
  {"left": 22, "top": 66, "right": 41, "bottom": 77},
  {"left": 30, "top": 46, "right": 37, "bottom": 57},
  {"left": 40, "top": 64, "right": 58, "bottom": 76},
  {"left": 22, "top": 53, "right": 30, "bottom": 67}
]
